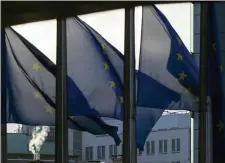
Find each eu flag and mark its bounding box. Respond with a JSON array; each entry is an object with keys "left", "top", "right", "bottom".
[
  {"left": 5, "top": 27, "right": 121, "bottom": 145},
  {"left": 138, "top": 5, "right": 199, "bottom": 111},
  {"left": 76, "top": 6, "right": 197, "bottom": 150},
  {"left": 76, "top": 15, "right": 164, "bottom": 150},
  {"left": 208, "top": 3, "right": 225, "bottom": 162},
  {"left": 136, "top": 5, "right": 199, "bottom": 149}
]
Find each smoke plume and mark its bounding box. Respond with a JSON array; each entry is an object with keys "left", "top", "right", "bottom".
[{"left": 28, "top": 126, "right": 50, "bottom": 160}]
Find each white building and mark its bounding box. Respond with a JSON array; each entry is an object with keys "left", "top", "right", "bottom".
[{"left": 82, "top": 113, "right": 191, "bottom": 163}]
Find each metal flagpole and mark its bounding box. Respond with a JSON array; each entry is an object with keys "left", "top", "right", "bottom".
[
  {"left": 190, "top": 112, "right": 195, "bottom": 163},
  {"left": 123, "top": 7, "right": 137, "bottom": 163},
  {"left": 55, "top": 18, "right": 68, "bottom": 163},
  {"left": 199, "top": 2, "right": 209, "bottom": 163},
  {"left": 1, "top": 28, "right": 8, "bottom": 163}
]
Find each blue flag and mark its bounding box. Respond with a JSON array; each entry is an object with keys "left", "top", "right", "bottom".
[
  {"left": 66, "top": 18, "right": 123, "bottom": 119},
  {"left": 5, "top": 27, "right": 121, "bottom": 145},
  {"left": 138, "top": 6, "right": 199, "bottom": 112},
  {"left": 76, "top": 8, "right": 195, "bottom": 149},
  {"left": 136, "top": 6, "right": 199, "bottom": 149},
  {"left": 208, "top": 3, "right": 225, "bottom": 162},
  {"left": 75, "top": 16, "right": 164, "bottom": 150}
]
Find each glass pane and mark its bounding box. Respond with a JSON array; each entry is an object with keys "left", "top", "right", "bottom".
[
  {"left": 164, "top": 140, "right": 167, "bottom": 153},
  {"left": 172, "top": 139, "right": 175, "bottom": 152},
  {"left": 109, "top": 145, "right": 112, "bottom": 157},
  {"left": 85, "top": 147, "right": 88, "bottom": 160},
  {"left": 90, "top": 147, "right": 93, "bottom": 160},
  {"left": 151, "top": 141, "right": 155, "bottom": 154},
  {"left": 177, "top": 138, "right": 180, "bottom": 152},
  {"left": 114, "top": 145, "right": 117, "bottom": 156},
  {"left": 146, "top": 141, "right": 150, "bottom": 154},
  {"left": 159, "top": 140, "right": 163, "bottom": 153},
  {"left": 97, "top": 146, "right": 100, "bottom": 159},
  {"left": 102, "top": 146, "right": 105, "bottom": 158}
]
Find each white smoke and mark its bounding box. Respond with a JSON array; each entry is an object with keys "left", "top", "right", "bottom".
[{"left": 28, "top": 126, "right": 50, "bottom": 160}]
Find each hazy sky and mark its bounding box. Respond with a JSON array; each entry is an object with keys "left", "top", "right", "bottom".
[{"left": 7, "top": 3, "right": 193, "bottom": 132}]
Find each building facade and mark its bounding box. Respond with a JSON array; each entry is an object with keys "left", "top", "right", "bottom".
[{"left": 82, "top": 114, "right": 191, "bottom": 163}]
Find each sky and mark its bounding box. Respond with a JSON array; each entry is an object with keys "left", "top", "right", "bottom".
[{"left": 7, "top": 3, "right": 193, "bottom": 132}]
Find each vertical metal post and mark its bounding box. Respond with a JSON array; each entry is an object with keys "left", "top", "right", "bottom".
[
  {"left": 190, "top": 112, "right": 195, "bottom": 163},
  {"left": 123, "top": 7, "right": 137, "bottom": 163},
  {"left": 55, "top": 18, "right": 68, "bottom": 163},
  {"left": 1, "top": 29, "right": 8, "bottom": 163},
  {"left": 199, "top": 2, "right": 209, "bottom": 163}
]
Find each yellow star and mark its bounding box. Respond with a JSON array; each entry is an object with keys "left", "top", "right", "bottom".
[
  {"left": 183, "top": 88, "right": 191, "bottom": 94},
  {"left": 212, "top": 43, "right": 216, "bottom": 52},
  {"left": 220, "top": 64, "right": 223, "bottom": 72},
  {"left": 34, "top": 91, "right": 41, "bottom": 98},
  {"left": 48, "top": 60, "right": 54, "bottom": 66},
  {"left": 44, "top": 105, "right": 54, "bottom": 113},
  {"left": 217, "top": 121, "right": 224, "bottom": 132},
  {"left": 69, "top": 116, "right": 74, "bottom": 119},
  {"left": 119, "top": 96, "right": 123, "bottom": 103},
  {"left": 32, "top": 63, "right": 40, "bottom": 71},
  {"left": 178, "top": 72, "right": 187, "bottom": 81},
  {"left": 196, "top": 97, "right": 199, "bottom": 102},
  {"left": 177, "top": 37, "right": 182, "bottom": 45},
  {"left": 176, "top": 53, "right": 183, "bottom": 61},
  {"left": 104, "top": 63, "right": 109, "bottom": 70},
  {"left": 109, "top": 80, "right": 116, "bottom": 88},
  {"left": 101, "top": 43, "right": 105, "bottom": 49}
]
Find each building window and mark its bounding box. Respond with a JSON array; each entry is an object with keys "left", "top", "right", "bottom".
[
  {"left": 146, "top": 141, "right": 155, "bottom": 155},
  {"left": 172, "top": 138, "right": 180, "bottom": 153},
  {"left": 97, "top": 146, "right": 105, "bottom": 159},
  {"left": 109, "top": 145, "right": 117, "bottom": 158},
  {"left": 159, "top": 140, "right": 168, "bottom": 154},
  {"left": 46, "top": 127, "right": 55, "bottom": 141},
  {"left": 85, "top": 147, "right": 93, "bottom": 160}
]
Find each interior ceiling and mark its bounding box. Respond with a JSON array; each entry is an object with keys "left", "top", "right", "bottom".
[{"left": 1, "top": 1, "right": 187, "bottom": 27}]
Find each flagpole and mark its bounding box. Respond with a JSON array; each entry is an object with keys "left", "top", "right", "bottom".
[
  {"left": 123, "top": 7, "right": 137, "bottom": 163},
  {"left": 199, "top": 2, "right": 209, "bottom": 163},
  {"left": 1, "top": 28, "right": 8, "bottom": 163},
  {"left": 55, "top": 18, "right": 68, "bottom": 163}
]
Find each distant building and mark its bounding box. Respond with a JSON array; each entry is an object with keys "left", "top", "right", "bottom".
[
  {"left": 14, "top": 125, "right": 82, "bottom": 161},
  {"left": 82, "top": 113, "right": 191, "bottom": 163}
]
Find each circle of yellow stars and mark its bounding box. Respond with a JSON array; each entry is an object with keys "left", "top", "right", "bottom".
[
  {"left": 217, "top": 120, "right": 224, "bottom": 132},
  {"left": 100, "top": 44, "right": 123, "bottom": 104},
  {"left": 32, "top": 62, "right": 54, "bottom": 114}
]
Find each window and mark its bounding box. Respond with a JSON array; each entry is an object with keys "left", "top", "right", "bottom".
[
  {"left": 159, "top": 140, "right": 168, "bottom": 154},
  {"left": 146, "top": 141, "right": 155, "bottom": 155},
  {"left": 109, "top": 145, "right": 117, "bottom": 158},
  {"left": 46, "top": 127, "right": 55, "bottom": 141},
  {"left": 172, "top": 138, "right": 180, "bottom": 153},
  {"left": 120, "top": 143, "right": 123, "bottom": 155},
  {"left": 97, "top": 146, "right": 105, "bottom": 159},
  {"left": 172, "top": 162, "right": 180, "bottom": 163},
  {"left": 85, "top": 147, "right": 93, "bottom": 160}
]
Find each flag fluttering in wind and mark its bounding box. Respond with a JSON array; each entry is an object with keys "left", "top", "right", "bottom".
[
  {"left": 138, "top": 6, "right": 199, "bottom": 112},
  {"left": 5, "top": 4, "right": 199, "bottom": 150},
  {"left": 5, "top": 27, "right": 121, "bottom": 145},
  {"left": 208, "top": 3, "right": 225, "bottom": 162},
  {"left": 77, "top": 5, "right": 198, "bottom": 149}
]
